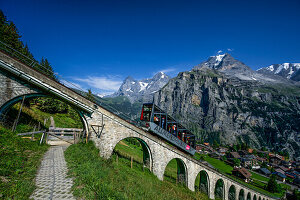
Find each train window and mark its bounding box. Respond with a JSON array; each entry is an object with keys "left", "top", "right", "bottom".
[
  {"left": 153, "top": 114, "right": 160, "bottom": 125},
  {"left": 144, "top": 113, "right": 150, "bottom": 121},
  {"left": 143, "top": 105, "right": 152, "bottom": 112}
]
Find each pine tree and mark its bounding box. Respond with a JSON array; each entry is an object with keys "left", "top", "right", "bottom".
[
  {"left": 267, "top": 174, "right": 281, "bottom": 193},
  {"left": 39, "top": 57, "right": 57, "bottom": 80},
  {"left": 86, "top": 89, "right": 95, "bottom": 102}
]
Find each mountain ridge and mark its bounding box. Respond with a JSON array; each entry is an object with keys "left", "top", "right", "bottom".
[{"left": 108, "top": 72, "right": 171, "bottom": 103}]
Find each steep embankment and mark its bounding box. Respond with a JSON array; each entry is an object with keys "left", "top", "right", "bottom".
[{"left": 154, "top": 68, "right": 300, "bottom": 158}]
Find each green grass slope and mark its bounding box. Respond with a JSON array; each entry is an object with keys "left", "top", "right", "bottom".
[
  {"left": 0, "top": 125, "right": 49, "bottom": 199},
  {"left": 65, "top": 142, "right": 210, "bottom": 200}
]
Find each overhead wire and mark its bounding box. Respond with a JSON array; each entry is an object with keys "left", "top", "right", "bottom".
[{"left": 0, "top": 40, "right": 139, "bottom": 124}]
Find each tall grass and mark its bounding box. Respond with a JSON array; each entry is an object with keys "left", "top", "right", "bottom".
[{"left": 0, "top": 125, "right": 49, "bottom": 199}]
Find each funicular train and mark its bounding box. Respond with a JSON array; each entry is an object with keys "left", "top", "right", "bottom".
[{"left": 140, "top": 103, "right": 196, "bottom": 155}]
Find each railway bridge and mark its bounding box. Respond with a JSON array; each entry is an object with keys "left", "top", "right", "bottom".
[{"left": 0, "top": 50, "right": 276, "bottom": 200}]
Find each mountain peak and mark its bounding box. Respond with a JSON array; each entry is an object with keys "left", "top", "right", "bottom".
[
  {"left": 194, "top": 53, "right": 250, "bottom": 72},
  {"left": 257, "top": 63, "right": 300, "bottom": 81},
  {"left": 153, "top": 71, "right": 170, "bottom": 80},
  {"left": 108, "top": 72, "right": 171, "bottom": 102}
]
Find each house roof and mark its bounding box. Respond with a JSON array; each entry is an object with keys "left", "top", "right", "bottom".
[
  {"left": 244, "top": 154, "right": 256, "bottom": 159},
  {"left": 233, "top": 167, "right": 251, "bottom": 179},
  {"left": 230, "top": 152, "right": 241, "bottom": 159},
  {"left": 260, "top": 168, "right": 271, "bottom": 175},
  {"left": 273, "top": 172, "right": 286, "bottom": 178},
  {"left": 256, "top": 157, "right": 267, "bottom": 162},
  {"left": 275, "top": 168, "right": 285, "bottom": 175},
  {"left": 241, "top": 158, "right": 252, "bottom": 162},
  {"left": 279, "top": 166, "right": 289, "bottom": 172}
]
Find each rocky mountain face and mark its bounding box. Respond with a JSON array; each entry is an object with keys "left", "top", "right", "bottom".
[
  {"left": 257, "top": 63, "right": 300, "bottom": 81},
  {"left": 109, "top": 72, "right": 170, "bottom": 103},
  {"left": 154, "top": 55, "right": 300, "bottom": 159}
]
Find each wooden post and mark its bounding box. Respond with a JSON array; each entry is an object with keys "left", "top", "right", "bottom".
[
  {"left": 46, "top": 132, "right": 49, "bottom": 144},
  {"left": 40, "top": 132, "right": 45, "bottom": 144},
  {"left": 31, "top": 126, "right": 36, "bottom": 141},
  {"left": 12, "top": 95, "right": 25, "bottom": 132},
  {"left": 131, "top": 156, "right": 133, "bottom": 169}
]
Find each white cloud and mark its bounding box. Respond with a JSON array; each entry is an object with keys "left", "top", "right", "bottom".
[
  {"left": 227, "top": 48, "right": 233, "bottom": 52},
  {"left": 158, "top": 68, "right": 178, "bottom": 74},
  {"left": 217, "top": 50, "right": 223, "bottom": 54},
  {"left": 72, "top": 76, "right": 123, "bottom": 92}
]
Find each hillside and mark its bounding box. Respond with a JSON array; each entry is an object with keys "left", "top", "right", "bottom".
[
  {"left": 154, "top": 67, "right": 300, "bottom": 158},
  {"left": 65, "top": 141, "right": 209, "bottom": 200}
]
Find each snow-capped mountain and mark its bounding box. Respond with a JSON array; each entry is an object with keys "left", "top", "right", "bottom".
[
  {"left": 193, "top": 53, "right": 292, "bottom": 83},
  {"left": 257, "top": 63, "right": 300, "bottom": 81},
  {"left": 109, "top": 72, "right": 171, "bottom": 102},
  {"left": 194, "top": 53, "right": 251, "bottom": 72}
]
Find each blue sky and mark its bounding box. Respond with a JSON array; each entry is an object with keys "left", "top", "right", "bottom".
[{"left": 1, "top": 0, "right": 300, "bottom": 94}]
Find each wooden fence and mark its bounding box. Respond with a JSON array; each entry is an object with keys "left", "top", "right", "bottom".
[{"left": 17, "top": 127, "right": 84, "bottom": 144}]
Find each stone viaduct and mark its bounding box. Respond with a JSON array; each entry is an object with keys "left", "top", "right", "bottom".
[{"left": 0, "top": 50, "right": 277, "bottom": 200}]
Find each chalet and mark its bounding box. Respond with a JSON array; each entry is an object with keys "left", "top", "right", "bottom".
[
  {"left": 217, "top": 147, "right": 228, "bottom": 155},
  {"left": 270, "top": 156, "right": 282, "bottom": 165},
  {"left": 256, "top": 156, "right": 267, "bottom": 163},
  {"left": 278, "top": 166, "right": 289, "bottom": 172},
  {"left": 275, "top": 168, "right": 285, "bottom": 175},
  {"left": 272, "top": 172, "right": 286, "bottom": 182},
  {"left": 285, "top": 172, "right": 297, "bottom": 180},
  {"left": 240, "top": 155, "right": 257, "bottom": 167},
  {"left": 228, "top": 152, "right": 241, "bottom": 159},
  {"left": 241, "top": 158, "right": 252, "bottom": 168},
  {"left": 259, "top": 168, "right": 271, "bottom": 176},
  {"left": 195, "top": 145, "right": 202, "bottom": 153},
  {"left": 232, "top": 167, "right": 252, "bottom": 182}
]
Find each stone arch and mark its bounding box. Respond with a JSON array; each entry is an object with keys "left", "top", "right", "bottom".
[
  {"left": 239, "top": 189, "right": 245, "bottom": 200},
  {"left": 253, "top": 194, "right": 257, "bottom": 200},
  {"left": 214, "top": 178, "right": 225, "bottom": 200},
  {"left": 246, "top": 192, "right": 251, "bottom": 200},
  {"left": 228, "top": 185, "right": 236, "bottom": 200},
  {"left": 0, "top": 93, "right": 44, "bottom": 120},
  {"left": 0, "top": 93, "right": 89, "bottom": 132},
  {"left": 112, "top": 136, "right": 153, "bottom": 170},
  {"left": 195, "top": 170, "right": 210, "bottom": 195},
  {"left": 163, "top": 157, "right": 187, "bottom": 185}
]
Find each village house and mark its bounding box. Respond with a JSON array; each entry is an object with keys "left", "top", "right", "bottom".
[
  {"left": 228, "top": 152, "right": 241, "bottom": 159},
  {"left": 272, "top": 171, "right": 286, "bottom": 182},
  {"left": 269, "top": 155, "right": 283, "bottom": 165},
  {"left": 232, "top": 167, "right": 252, "bottom": 182},
  {"left": 259, "top": 168, "right": 271, "bottom": 176},
  {"left": 217, "top": 147, "right": 228, "bottom": 156}
]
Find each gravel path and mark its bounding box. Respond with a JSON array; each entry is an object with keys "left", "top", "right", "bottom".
[{"left": 30, "top": 145, "right": 75, "bottom": 200}]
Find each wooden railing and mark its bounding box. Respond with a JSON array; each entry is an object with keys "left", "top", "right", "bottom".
[{"left": 17, "top": 127, "right": 84, "bottom": 144}]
